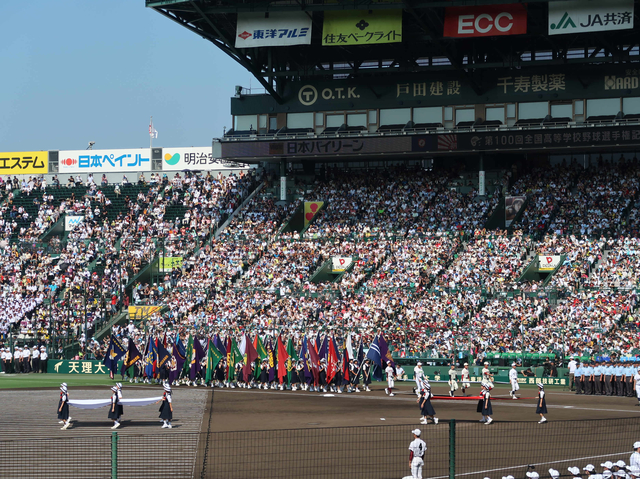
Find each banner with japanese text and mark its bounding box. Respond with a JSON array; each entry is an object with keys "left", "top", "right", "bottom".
[
  {"left": 444, "top": 4, "right": 527, "bottom": 38},
  {"left": 0, "top": 151, "right": 48, "bottom": 176},
  {"left": 549, "top": 0, "right": 634, "bottom": 35},
  {"left": 58, "top": 148, "right": 151, "bottom": 173},
  {"left": 236, "top": 12, "right": 312, "bottom": 47},
  {"left": 159, "top": 256, "right": 183, "bottom": 271},
  {"left": 322, "top": 10, "right": 402, "bottom": 46},
  {"left": 162, "top": 147, "right": 250, "bottom": 171},
  {"left": 49, "top": 359, "right": 119, "bottom": 375},
  {"left": 128, "top": 305, "right": 163, "bottom": 320}
]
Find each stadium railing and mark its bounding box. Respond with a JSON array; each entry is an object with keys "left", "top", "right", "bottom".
[{"left": 1, "top": 417, "right": 637, "bottom": 479}]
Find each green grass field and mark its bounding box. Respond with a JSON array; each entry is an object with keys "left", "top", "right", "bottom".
[{"left": 0, "top": 373, "right": 124, "bottom": 389}]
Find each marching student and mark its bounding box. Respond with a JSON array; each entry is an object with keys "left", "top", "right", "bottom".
[
  {"left": 116, "top": 383, "right": 124, "bottom": 424},
  {"left": 39, "top": 346, "right": 47, "bottom": 373},
  {"left": 461, "top": 362, "right": 471, "bottom": 396},
  {"left": 419, "top": 384, "right": 438, "bottom": 425},
  {"left": 58, "top": 383, "right": 71, "bottom": 430},
  {"left": 32, "top": 346, "right": 40, "bottom": 373},
  {"left": 349, "top": 359, "right": 361, "bottom": 392},
  {"left": 291, "top": 359, "right": 302, "bottom": 391},
  {"left": 159, "top": 382, "right": 174, "bottom": 429},
  {"left": 478, "top": 384, "right": 493, "bottom": 425},
  {"left": 448, "top": 364, "right": 458, "bottom": 397},
  {"left": 385, "top": 362, "right": 396, "bottom": 397},
  {"left": 362, "top": 359, "right": 372, "bottom": 392},
  {"left": 108, "top": 386, "right": 120, "bottom": 429},
  {"left": 536, "top": 383, "right": 548, "bottom": 423},
  {"left": 509, "top": 363, "right": 520, "bottom": 399}
]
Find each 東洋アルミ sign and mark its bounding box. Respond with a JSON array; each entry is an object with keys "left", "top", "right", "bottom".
[
  {"left": 549, "top": 0, "right": 634, "bottom": 35},
  {"left": 443, "top": 4, "right": 527, "bottom": 38},
  {"left": 58, "top": 148, "right": 151, "bottom": 173},
  {"left": 0, "top": 151, "right": 48, "bottom": 175},
  {"left": 322, "top": 9, "right": 402, "bottom": 46},
  {"left": 235, "top": 12, "right": 312, "bottom": 47}
]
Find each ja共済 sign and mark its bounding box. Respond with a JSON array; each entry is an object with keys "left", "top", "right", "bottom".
[
  {"left": 235, "top": 12, "right": 312, "bottom": 47},
  {"left": 58, "top": 148, "right": 151, "bottom": 173},
  {"left": 443, "top": 4, "right": 527, "bottom": 38},
  {"left": 549, "top": 0, "right": 634, "bottom": 35},
  {"left": 0, "top": 151, "right": 48, "bottom": 176}
]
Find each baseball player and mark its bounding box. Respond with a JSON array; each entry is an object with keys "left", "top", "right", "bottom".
[
  {"left": 631, "top": 441, "right": 640, "bottom": 469},
  {"left": 385, "top": 362, "right": 396, "bottom": 397},
  {"left": 404, "top": 429, "right": 426, "bottom": 479},
  {"left": 461, "top": 362, "right": 471, "bottom": 396},
  {"left": 447, "top": 364, "right": 458, "bottom": 397},
  {"left": 634, "top": 367, "right": 640, "bottom": 405},
  {"left": 509, "top": 363, "right": 520, "bottom": 399}
]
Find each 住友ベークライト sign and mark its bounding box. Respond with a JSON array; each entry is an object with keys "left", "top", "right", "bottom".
[{"left": 322, "top": 10, "right": 402, "bottom": 46}]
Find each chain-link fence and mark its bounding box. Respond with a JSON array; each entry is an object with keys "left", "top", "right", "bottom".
[{"left": 1, "top": 418, "right": 637, "bottom": 479}]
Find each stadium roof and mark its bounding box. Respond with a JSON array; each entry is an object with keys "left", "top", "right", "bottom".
[{"left": 147, "top": 1, "right": 640, "bottom": 103}]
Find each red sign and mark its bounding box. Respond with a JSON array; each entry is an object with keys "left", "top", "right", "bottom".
[{"left": 443, "top": 4, "right": 527, "bottom": 38}]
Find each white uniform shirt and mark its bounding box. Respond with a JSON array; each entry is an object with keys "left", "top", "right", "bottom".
[
  {"left": 409, "top": 438, "right": 427, "bottom": 459},
  {"left": 462, "top": 367, "right": 470, "bottom": 381},
  {"left": 630, "top": 451, "right": 640, "bottom": 469},
  {"left": 568, "top": 360, "right": 577, "bottom": 374},
  {"left": 634, "top": 372, "right": 640, "bottom": 388},
  {"left": 32, "top": 349, "right": 39, "bottom": 360},
  {"left": 509, "top": 368, "right": 518, "bottom": 381},
  {"left": 449, "top": 369, "right": 457, "bottom": 381},
  {"left": 385, "top": 365, "right": 395, "bottom": 379},
  {"left": 41, "top": 350, "right": 48, "bottom": 361},
  {"left": 482, "top": 367, "right": 491, "bottom": 381},
  {"left": 414, "top": 367, "right": 424, "bottom": 380}
]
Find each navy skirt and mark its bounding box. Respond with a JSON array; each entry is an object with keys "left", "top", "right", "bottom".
[
  {"left": 421, "top": 398, "right": 436, "bottom": 416},
  {"left": 536, "top": 397, "right": 548, "bottom": 414},
  {"left": 481, "top": 398, "right": 493, "bottom": 416}
]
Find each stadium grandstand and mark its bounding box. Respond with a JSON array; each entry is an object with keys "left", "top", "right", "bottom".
[{"left": 1, "top": 0, "right": 640, "bottom": 372}]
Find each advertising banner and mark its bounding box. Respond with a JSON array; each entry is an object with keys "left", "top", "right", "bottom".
[
  {"left": 538, "top": 255, "right": 562, "bottom": 271},
  {"left": 304, "top": 201, "right": 324, "bottom": 226},
  {"left": 159, "top": 256, "right": 183, "bottom": 271},
  {"left": 49, "top": 359, "right": 116, "bottom": 375},
  {"left": 549, "top": 0, "right": 634, "bottom": 35},
  {"left": 505, "top": 196, "right": 526, "bottom": 227},
  {"left": 162, "top": 147, "right": 251, "bottom": 171},
  {"left": 64, "top": 215, "right": 85, "bottom": 232},
  {"left": 322, "top": 10, "right": 402, "bottom": 46},
  {"left": 444, "top": 4, "right": 527, "bottom": 38},
  {"left": 236, "top": 12, "right": 312, "bottom": 47},
  {"left": 128, "top": 305, "right": 162, "bottom": 320},
  {"left": 0, "top": 151, "right": 48, "bottom": 176},
  {"left": 332, "top": 256, "right": 353, "bottom": 273},
  {"left": 58, "top": 148, "right": 151, "bottom": 174}
]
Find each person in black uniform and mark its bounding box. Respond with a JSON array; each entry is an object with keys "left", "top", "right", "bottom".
[
  {"left": 479, "top": 385, "right": 493, "bottom": 425},
  {"left": 116, "top": 383, "right": 124, "bottom": 425},
  {"left": 350, "top": 359, "right": 361, "bottom": 393},
  {"left": 259, "top": 359, "right": 269, "bottom": 389},
  {"left": 419, "top": 384, "right": 438, "bottom": 425},
  {"left": 159, "top": 382, "right": 173, "bottom": 428},
  {"left": 319, "top": 359, "right": 328, "bottom": 393},
  {"left": 58, "top": 383, "right": 71, "bottom": 430},
  {"left": 291, "top": 359, "right": 302, "bottom": 391},
  {"left": 362, "top": 360, "right": 372, "bottom": 392},
  {"left": 536, "top": 383, "right": 548, "bottom": 424},
  {"left": 108, "top": 386, "right": 120, "bottom": 429}
]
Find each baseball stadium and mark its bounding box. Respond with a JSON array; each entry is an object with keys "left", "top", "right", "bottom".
[{"left": 2, "top": 1, "right": 640, "bottom": 478}]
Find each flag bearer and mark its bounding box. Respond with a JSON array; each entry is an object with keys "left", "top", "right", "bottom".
[
  {"left": 536, "top": 383, "right": 548, "bottom": 423},
  {"left": 58, "top": 383, "right": 71, "bottom": 430},
  {"left": 108, "top": 386, "right": 120, "bottom": 429},
  {"left": 159, "top": 382, "right": 174, "bottom": 429}
]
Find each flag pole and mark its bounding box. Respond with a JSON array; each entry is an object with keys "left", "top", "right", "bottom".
[{"left": 150, "top": 116, "right": 153, "bottom": 149}]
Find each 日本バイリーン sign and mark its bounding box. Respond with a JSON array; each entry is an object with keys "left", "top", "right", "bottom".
[{"left": 322, "top": 9, "right": 402, "bottom": 46}]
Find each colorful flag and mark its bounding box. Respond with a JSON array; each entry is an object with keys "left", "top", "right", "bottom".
[
  {"left": 286, "top": 337, "right": 299, "bottom": 385},
  {"left": 366, "top": 336, "right": 382, "bottom": 368},
  {"left": 357, "top": 341, "right": 364, "bottom": 364},
  {"left": 326, "top": 338, "right": 338, "bottom": 384},
  {"left": 205, "top": 338, "right": 223, "bottom": 383},
  {"left": 226, "top": 337, "right": 234, "bottom": 381},
  {"left": 103, "top": 335, "right": 126, "bottom": 377},
  {"left": 243, "top": 333, "right": 259, "bottom": 382},
  {"left": 192, "top": 337, "right": 206, "bottom": 380},
  {"left": 276, "top": 335, "right": 289, "bottom": 384},
  {"left": 342, "top": 346, "right": 350, "bottom": 382},
  {"left": 157, "top": 341, "right": 171, "bottom": 369},
  {"left": 144, "top": 337, "right": 157, "bottom": 379},
  {"left": 266, "top": 338, "right": 276, "bottom": 382},
  {"left": 149, "top": 117, "right": 158, "bottom": 138},
  {"left": 300, "top": 337, "right": 312, "bottom": 381},
  {"left": 182, "top": 335, "right": 194, "bottom": 377},
  {"left": 378, "top": 334, "right": 394, "bottom": 367},
  {"left": 120, "top": 339, "right": 141, "bottom": 378},
  {"left": 318, "top": 335, "right": 328, "bottom": 360},
  {"left": 345, "top": 334, "right": 354, "bottom": 362},
  {"left": 170, "top": 342, "right": 185, "bottom": 384},
  {"left": 214, "top": 334, "right": 226, "bottom": 357},
  {"left": 332, "top": 336, "right": 341, "bottom": 362},
  {"left": 256, "top": 334, "right": 268, "bottom": 360},
  {"left": 307, "top": 337, "right": 321, "bottom": 383}
]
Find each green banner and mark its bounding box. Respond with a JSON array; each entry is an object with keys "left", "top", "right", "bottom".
[
  {"left": 322, "top": 10, "right": 402, "bottom": 46},
  {"left": 160, "top": 256, "right": 183, "bottom": 271},
  {"left": 48, "top": 359, "right": 123, "bottom": 375}
]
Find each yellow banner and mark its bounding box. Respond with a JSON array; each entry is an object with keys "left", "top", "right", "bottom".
[
  {"left": 304, "top": 201, "right": 324, "bottom": 226},
  {"left": 128, "top": 305, "right": 162, "bottom": 320},
  {"left": 0, "top": 151, "right": 48, "bottom": 175},
  {"left": 160, "top": 256, "right": 183, "bottom": 271},
  {"left": 322, "top": 10, "right": 402, "bottom": 46}
]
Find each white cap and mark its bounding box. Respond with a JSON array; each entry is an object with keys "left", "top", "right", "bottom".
[
  {"left": 584, "top": 465, "right": 595, "bottom": 472},
  {"left": 464, "top": 362, "right": 468, "bottom": 366},
  {"left": 417, "top": 362, "right": 422, "bottom": 366},
  {"left": 604, "top": 472, "right": 613, "bottom": 479},
  {"left": 602, "top": 462, "right": 614, "bottom": 469},
  {"left": 568, "top": 467, "right": 581, "bottom": 475},
  {"left": 614, "top": 471, "right": 627, "bottom": 478},
  {"left": 527, "top": 472, "right": 540, "bottom": 479},
  {"left": 512, "top": 363, "right": 516, "bottom": 366},
  {"left": 634, "top": 441, "right": 640, "bottom": 449},
  {"left": 628, "top": 466, "right": 640, "bottom": 476},
  {"left": 484, "top": 361, "right": 489, "bottom": 365},
  {"left": 411, "top": 429, "right": 421, "bottom": 436},
  {"left": 549, "top": 469, "right": 560, "bottom": 479},
  {"left": 617, "top": 461, "right": 627, "bottom": 468}
]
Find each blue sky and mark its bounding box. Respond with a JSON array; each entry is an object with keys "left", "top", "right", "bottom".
[{"left": 0, "top": 0, "right": 252, "bottom": 151}]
